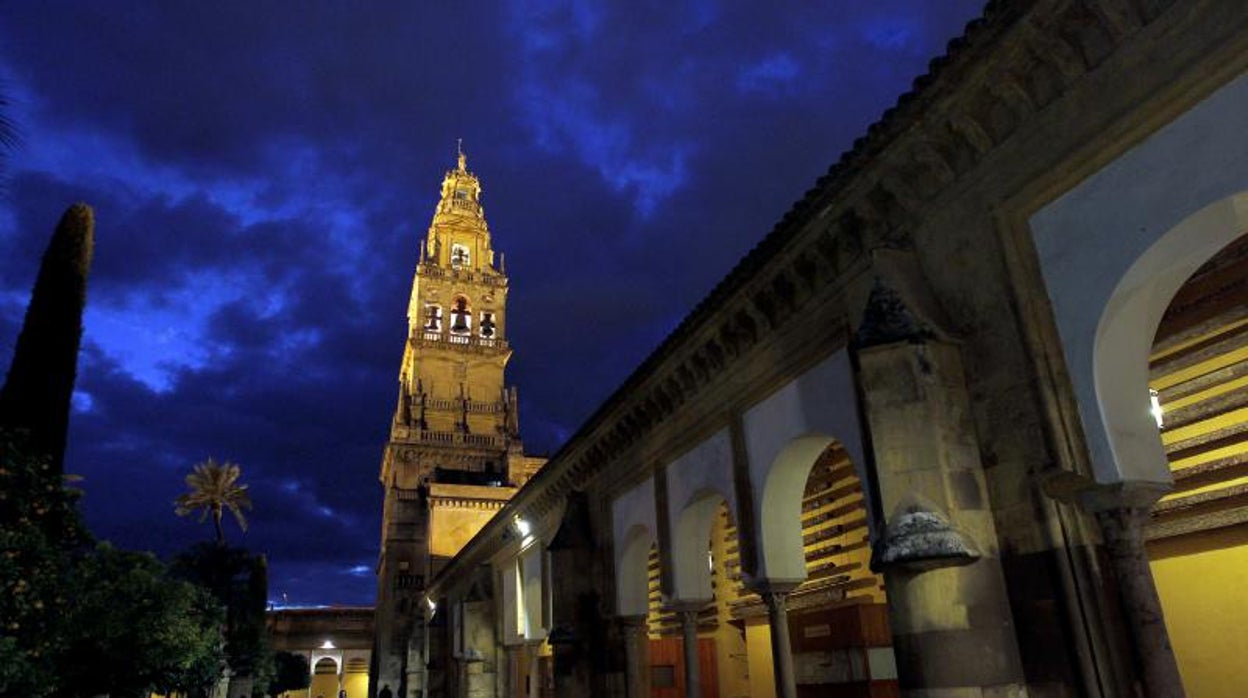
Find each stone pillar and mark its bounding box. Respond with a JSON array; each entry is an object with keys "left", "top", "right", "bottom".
[
  {"left": 679, "top": 609, "right": 701, "bottom": 698},
  {"left": 549, "top": 492, "right": 614, "bottom": 695},
  {"left": 1078, "top": 484, "right": 1184, "bottom": 697},
  {"left": 619, "top": 615, "right": 650, "bottom": 698},
  {"left": 854, "top": 289, "right": 1027, "bottom": 694},
  {"left": 758, "top": 585, "right": 797, "bottom": 698}
]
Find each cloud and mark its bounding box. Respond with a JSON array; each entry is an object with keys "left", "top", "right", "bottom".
[
  {"left": 0, "top": 0, "right": 986, "bottom": 605},
  {"left": 737, "top": 53, "right": 802, "bottom": 94}
]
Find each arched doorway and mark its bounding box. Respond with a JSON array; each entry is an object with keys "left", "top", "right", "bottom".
[
  {"left": 309, "top": 656, "right": 340, "bottom": 698},
  {"left": 1146, "top": 231, "right": 1248, "bottom": 697}
]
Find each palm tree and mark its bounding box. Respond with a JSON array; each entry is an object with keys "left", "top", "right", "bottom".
[{"left": 175, "top": 458, "right": 252, "bottom": 545}]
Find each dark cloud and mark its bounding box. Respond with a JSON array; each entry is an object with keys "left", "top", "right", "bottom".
[{"left": 0, "top": 0, "right": 985, "bottom": 605}]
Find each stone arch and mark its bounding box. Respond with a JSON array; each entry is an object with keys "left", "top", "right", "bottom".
[
  {"left": 1094, "top": 195, "right": 1248, "bottom": 484},
  {"left": 616, "top": 523, "right": 654, "bottom": 616},
  {"left": 759, "top": 435, "right": 841, "bottom": 583},
  {"left": 1029, "top": 71, "right": 1248, "bottom": 483},
  {"left": 662, "top": 429, "right": 737, "bottom": 601},
  {"left": 519, "top": 541, "right": 546, "bottom": 640},
  {"left": 311, "top": 654, "right": 340, "bottom": 675},
  {"left": 612, "top": 476, "right": 657, "bottom": 616},
  {"left": 742, "top": 350, "right": 872, "bottom": 582},
  {"left": 670, "top": 488, "right": 731, "bottom": 601}
]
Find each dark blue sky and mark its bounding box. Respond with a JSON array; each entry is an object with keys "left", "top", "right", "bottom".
[{"left": 0, "top": 1, "right": 984, "bottom": 606}]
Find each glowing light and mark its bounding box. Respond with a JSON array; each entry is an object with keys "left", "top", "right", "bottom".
[
  {"left": 1150, "top": 388, "right": 1164, "bottom": 429},
  {"left": 426, "top": 597, "right": 437, "bottom": 615},
  {"left": 514, "top": 515, "right": 532, "bottom": 538},
  {"left": 707, "top": 550, "right": 714, "bottom": 572},
  {"left": 320, "top": 639, "right": 335, "bottom": 649}
]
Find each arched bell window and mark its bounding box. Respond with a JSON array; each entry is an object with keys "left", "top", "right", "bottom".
[
  {"left": 424, "top": 304, "right": 442, "bottom": 332},
  {"left": 450, "top": 296, "right": 472, "bottom": 334},
  {"left": 451, "top": 244, "right": 470, "bottom": 269},
  {"left": 480, "top": 311, "right": 497, "bottom": 338}
]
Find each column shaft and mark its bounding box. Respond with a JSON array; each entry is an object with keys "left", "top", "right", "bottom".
[
  {"left": 679, "top": 610, "right": 701, "bottom": 698},
  {"left": 620, "top": 616, "right": 649, "bottom": 698},
  {"left": 763, "top": 591, "right": 796, "bottom": 698},
  {"left": 1097, "top": 505, "right": 1185, "bottom": 697}
]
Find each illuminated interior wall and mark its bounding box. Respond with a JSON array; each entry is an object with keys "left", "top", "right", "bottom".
[
  {"left": 1147, "top": 233, "right": 1248, "bottom": 698},
  {"left": 343, "top": 657, "right": 369, "bottom": 698}
]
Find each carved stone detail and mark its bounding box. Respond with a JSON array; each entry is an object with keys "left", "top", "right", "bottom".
[{"left": 853, "top": 279, "right": 935, "bottom": 349}]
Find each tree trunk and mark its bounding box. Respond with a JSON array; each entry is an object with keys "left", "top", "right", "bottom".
[{"left": 214, "top": 506, "right": 225, "bottom": 545}]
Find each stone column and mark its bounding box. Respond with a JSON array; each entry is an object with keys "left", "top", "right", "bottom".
[
  {"left": 758, "top": 585, "right": 797, "bottom": 698},
  {"left": 678, "top": 609, "right": 701, "bottom": 698},
  {"left": 853, "top": 290, "right": 1027, "bottom": 693},
  {"left": 1080, "top": 484, "right": 1184, "bottom": 698},
  {"left": 619, "top": 615, "right": 650, "bottom": 698}
]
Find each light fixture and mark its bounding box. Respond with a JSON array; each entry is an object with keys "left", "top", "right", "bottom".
[
  {"left": 320, "top": 640, "right": 335, "bottom": 649},
  {"left": 514, "top": 515, "right": 532, "bottom": 538},
  {"left": 1150, "top": 388, "right": 1164, "bottom": 429},
  {"left": 426, "top": 597, "right": 437, "bottom": 615}
]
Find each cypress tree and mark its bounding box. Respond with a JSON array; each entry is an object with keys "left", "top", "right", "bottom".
[
  {"left": 0, "top": 86, "right": 15, "bottom": 176},
  {"left": 0, "top": 203, "right": 94, "bottom": 473}
]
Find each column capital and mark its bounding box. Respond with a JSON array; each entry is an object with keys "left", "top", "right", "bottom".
[
  {"left": 665, "top": 598, "right": 712, "bottom": 614},
  {"left": 747, "top": 579, "right": 800, "bottom": 600},
  {"left": 617, "top": 614, "right": 648, "bottom": 633},
  {"left": 1042, "top": 474, "right": 1169, "bottom": 515}
]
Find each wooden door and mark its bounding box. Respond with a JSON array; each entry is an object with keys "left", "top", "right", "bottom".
[{"left": 648, "top": 637, "right": 717, "bottom": 698}]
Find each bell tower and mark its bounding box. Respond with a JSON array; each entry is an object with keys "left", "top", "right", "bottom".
[{"left": 372, "top": 147, "right": 542, "bottom": 697}]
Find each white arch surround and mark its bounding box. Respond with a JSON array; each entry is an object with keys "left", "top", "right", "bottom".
[
  {"left": 670, "top": 490, "right": 728, "bottom": 602},
  {"left": 310, "top": 652, "right": 341, "bottom": 675},
  {"left": 742, "top": 350, "right": 870, "bottom": 583},
  {"left": 663, "top": 429, "right": 736, "bottom": 601},
  {"left": 1029, "top": 70, "right": 1248, "bottom": 484},
  {"left": 520, "top": 544, "right": 546, "bottom": 641},
  {"left": 612, "top": 477, "right": 657, "bottom": 616}
]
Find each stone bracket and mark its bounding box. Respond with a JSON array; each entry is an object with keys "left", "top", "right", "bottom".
[{"left": 872, "top": 501, "right": 980, "bottom": 572}]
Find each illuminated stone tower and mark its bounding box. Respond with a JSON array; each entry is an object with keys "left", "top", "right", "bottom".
[{"left": 373, "top": 148, "right": 543, "bottom": 697}]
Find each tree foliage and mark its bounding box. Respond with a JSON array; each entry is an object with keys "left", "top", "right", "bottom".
[
  {"left": 171, "top": 543, "right": 272, "bottom": 684},
  {"left": 0, "top": 204, "right": 231, "bottom": 697},
  {"left": 57, "top": 544, "right": 225, "bottom": 698},
  {"left": 0, "top": 431, "right": 90, "bottom": 696},
  {"left": 0, "top": 204, "right": 94, "bottom": 474},
  {"left": 267, "top": 652, "right": 311, "bottom": 697},
  {"left": 175, "top": 458, "right": 253, "bottom": 545},
  {"left": 0, "top": 85, "right": 15, "bottom": 183}
]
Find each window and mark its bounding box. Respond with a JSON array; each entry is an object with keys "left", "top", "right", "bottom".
[
  {"left": 450, "top": 297, "right": 472, "bottom": 334},
  {"left": 424, "top": 304, "right": 442, "bottom": 332},
  {"left": 454, "top": 189, "right": 469, "bottom": 201},
  {"left": 451, "top": 244, "right": 470, "bottom": 268},
  {"left": 395, "top": 573, "right": 423, "bottom": 590}
]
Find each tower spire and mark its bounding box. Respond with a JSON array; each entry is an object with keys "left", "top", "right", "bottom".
[{"left": 457, "top": 138, "right": 466, "bottom": 172}]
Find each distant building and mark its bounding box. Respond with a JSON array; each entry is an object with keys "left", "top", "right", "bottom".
[{"left": 267, "top": 607, "right": 373, "bottom": 698}]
